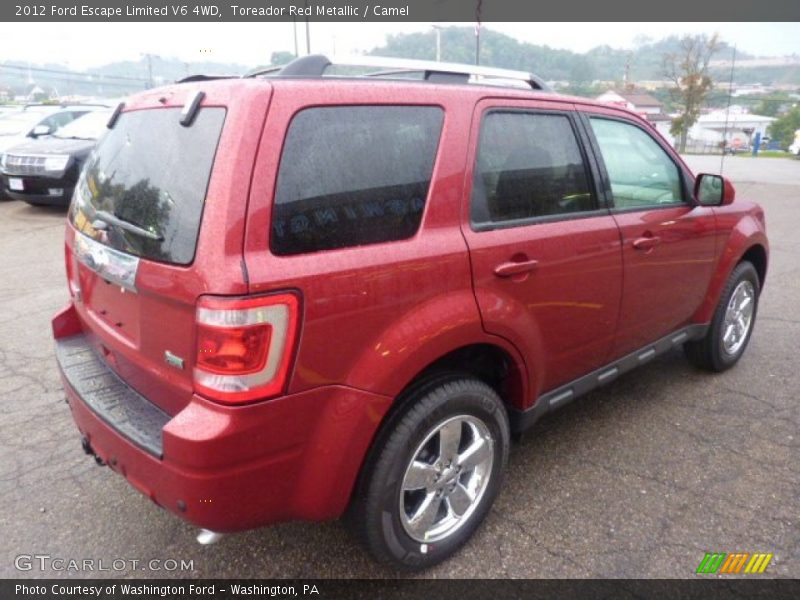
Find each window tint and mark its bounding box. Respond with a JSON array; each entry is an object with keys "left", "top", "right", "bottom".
[
  {"left": 590, "top": 118, "right": 684, "bottom": 208},
  {"left": 471, "top": 111, "right": 595, "bottom": 225},
  {"left": 70, "top": 107, "right": 226, "bottom": 265},
  {"left": 45, "top": 111, "right": 77, "bottom": 129},
  {"left": 271, "top": 106, "right": 443, "bottom": 256}
]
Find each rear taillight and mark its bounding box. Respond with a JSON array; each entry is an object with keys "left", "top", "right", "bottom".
[{"left": 193, "top": 293, "right": 300, "bottom": 404}]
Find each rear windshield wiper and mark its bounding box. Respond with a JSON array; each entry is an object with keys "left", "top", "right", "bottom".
[{"left": 91, "top": 210, "right": 163, "bottom": 241}]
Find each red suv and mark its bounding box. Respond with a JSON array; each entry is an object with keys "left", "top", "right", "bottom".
[{"left": 53, "top": 55, "right": 768, "bottom": 570}]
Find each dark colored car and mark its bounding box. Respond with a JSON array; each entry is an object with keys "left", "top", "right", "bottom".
[
  {"left": 1, "top": 109, "right": 110, "bottom": 206},
  {"left": 52, "top": 55, "right": 768, "bottom": 570}
]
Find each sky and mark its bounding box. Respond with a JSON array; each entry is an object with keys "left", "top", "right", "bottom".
[{"left": 0, "top": 22, "right": 798, "bottom": 70}]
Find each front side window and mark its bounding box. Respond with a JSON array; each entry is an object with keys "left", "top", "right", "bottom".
[
  {"left": 590, "top": 117, "right": 684, "bottom": 208},
  {"left": 471, "top": 111, "right": 595, "bottom": 225},
  {"left": 270, "top": 105, "right": 444, "bottom": 256}
]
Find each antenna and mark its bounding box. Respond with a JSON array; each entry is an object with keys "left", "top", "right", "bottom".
[{"left": 720, "top": 45, "right": 737, "bottom": 174}]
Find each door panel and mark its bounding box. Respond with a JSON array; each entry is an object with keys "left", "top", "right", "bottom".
[
  {"left": 610, "top": 207, "right": 717, "bottom": 356},
  {"left": 465, "top": 218, "right": 623, "bottom": 394},
  {"left": 461, "top": 100, "right": 623, "bottom": 398},
  {"left": 585, "top": 112, "right": 717, "bottom": 358}
]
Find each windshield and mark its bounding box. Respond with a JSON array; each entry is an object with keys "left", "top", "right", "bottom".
[
  {"left": 0, "top": 110, "right": 52, "bottom": 136},
  {"left": 70, "top": 107, "right": 226, "bottom": 265},
  {"left": 53, "top": 110, "right": 111, "bottom": 140}
]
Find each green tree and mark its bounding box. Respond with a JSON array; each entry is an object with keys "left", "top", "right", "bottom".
[
  {"left": 751, "top": 92, "right": 793, "bottom": 118},
  {"left": 663, "top": 34, "right": 720, "bottom": 153},
  {"left": 270, "top": 51, "right": 296, "bottom": 66},
  {"left": 768, "top": 106, "right": 800, "bottom": 149},
  {"left": 569, "top": 56, "right": 595, "bottom": 86}
]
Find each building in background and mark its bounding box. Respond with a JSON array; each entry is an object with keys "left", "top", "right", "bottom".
[
  {"left": 595, "top": 90, "right": 664, "bottom": 115},
  {"left": 688, "top": 107, "right": 775, "bottom": 150},
  {"left": 596, "top": 89, "right": 676, "bottom": 146}
]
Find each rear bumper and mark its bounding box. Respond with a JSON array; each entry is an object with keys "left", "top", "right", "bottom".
[{"left": 53, "top": 304, "right": 393, "bottom": 532}]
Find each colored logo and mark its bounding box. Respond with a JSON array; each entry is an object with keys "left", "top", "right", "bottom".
[{"left": 696, "top": 552, "right": 773, "bottom": 574}]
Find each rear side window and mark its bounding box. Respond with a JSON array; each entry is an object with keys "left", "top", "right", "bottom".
[
  {"left": 471, "top": 111, "right": 595, "bottom": 225},
  {"left": 270, "top": 105, "right": 444, "bottom": 256},
  {"left": 70, "top": 107, "right": 225, "bottom": 265}
]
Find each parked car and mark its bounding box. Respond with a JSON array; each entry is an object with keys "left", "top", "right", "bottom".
[
  {"left": 0, "top": 105, "right": 106, "bottom": 199},
  {"left": 52, "top": 55, "right": 768, "bottom": 570},
  {"left": 1, "top": 109, "right": 110, "bottom": 206},
  {"left": 0, "top": 105, "right": 97, "bottom": 153}
]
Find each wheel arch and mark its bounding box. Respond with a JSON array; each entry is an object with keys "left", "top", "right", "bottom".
[
  {"left": 693, "top": 215, "right": 768, "bottom": 324},
  {"left": 346, "top": 340, "right": 526, "bottom": 514},
  {"left": 739, "top": 243, "right": 768, "bottom": 288}
]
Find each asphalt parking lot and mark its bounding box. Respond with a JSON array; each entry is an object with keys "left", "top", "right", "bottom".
[{"left": 0, "top": 155, "right": 798, "bottom": 579}]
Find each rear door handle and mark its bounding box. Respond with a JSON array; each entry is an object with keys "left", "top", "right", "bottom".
[
  {"left": 494, "top": 259, "right": 539, "bottom": 277},
  {"left": 632, "top": 236, "right": 661, "bottom": 251}
]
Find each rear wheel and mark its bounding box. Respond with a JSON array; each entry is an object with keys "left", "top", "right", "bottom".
[
  {"left": 349, "top": 375, "right": 509, "bottom": 570},
  {"left": 685, "top": 261, "right": 760, "bottom": 372}
]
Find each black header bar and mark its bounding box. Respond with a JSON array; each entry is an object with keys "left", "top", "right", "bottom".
[{"left": 4, "top": 0, "right": 800, "bottom": 22}]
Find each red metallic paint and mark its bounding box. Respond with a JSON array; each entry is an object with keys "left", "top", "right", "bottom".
[
  {"left": 65, "top": 82, "right": 272, "bottom": 416},
  {"left": 608, "top": 205, "right": 718, "bottom": 357},
  {"left": 691, "top": 203, "right": 768, "bottom": 324},
  {"left": 459, "top": 98, "right": 623, "bottom": 397},
  {"left": 54, "top": 79, "right": 768, "bottom": 533},
  {"left": 57, "top": 298, "right": 393, "bottom": 529}
]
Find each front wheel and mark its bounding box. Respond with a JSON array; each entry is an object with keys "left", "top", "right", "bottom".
[
  {"left": 349, "top": 375, "right": 509, "bottom": 570},
  {"left": 685, "top": 261, "right": 760, "bottom": 372}
]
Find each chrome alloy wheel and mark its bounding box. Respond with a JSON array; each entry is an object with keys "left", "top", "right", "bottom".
[
  {"left": 721, "top": 280, "right": 756, "bottom": 356},
  {"left": 399, "top": 415, "right": 494, "bottom": 543}
]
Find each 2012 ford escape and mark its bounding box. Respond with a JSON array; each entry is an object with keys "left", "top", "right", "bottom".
[{"left": 53, "top": 55, "right": 768, "bottom": 570}]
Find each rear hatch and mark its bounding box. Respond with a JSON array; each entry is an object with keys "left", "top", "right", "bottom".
[{"left": 65, "top": 81, "right": 272, "bottom": 415}]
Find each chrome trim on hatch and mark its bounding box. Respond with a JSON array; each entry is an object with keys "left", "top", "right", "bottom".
[{"left": 73, "top": 233, "right": 139, "bottom": 293}]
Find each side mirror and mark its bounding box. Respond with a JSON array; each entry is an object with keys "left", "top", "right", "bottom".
[
  {"left": 695, "top": 173, "right": 735, "bottom": 206},
  {"left": 31, "top": 124, "right": 52, "bottom": 137}
]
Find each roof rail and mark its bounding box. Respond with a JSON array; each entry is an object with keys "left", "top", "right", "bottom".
[
  {"left": 241, "top": 65, "right": 284, "bottom": 78},
  {"left": 178, "top": 74, "right": 239, "bottom": 83},
  {"left": 247, "top": 54, "right": 552, "bottom": 92}
]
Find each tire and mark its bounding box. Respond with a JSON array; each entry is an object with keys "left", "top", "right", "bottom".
[
  {"left": 349, "top": 374, "right": 510, "bottom": 570},
  {"left": 685, "top": 261, "right": 760, "bottom": 372}
]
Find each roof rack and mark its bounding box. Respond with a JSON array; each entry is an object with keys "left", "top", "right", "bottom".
[
  {"left": 178, "top": 74, "right": 239, "bottom": 83},
  {"left": 246, "top": 54, "right": 552, "bottom": 92},
  {"left": 241, "top": 65, "right": 284, "bottom": 79}
]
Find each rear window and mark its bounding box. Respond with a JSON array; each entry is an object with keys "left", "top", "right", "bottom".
[
  {"left": 69, "top": 107, "right": 225, "bottom": 265},
  {"left": 270, "top": 105, "right": 444, "bottom": 256}
]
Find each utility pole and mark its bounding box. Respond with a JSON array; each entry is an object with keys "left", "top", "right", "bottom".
[
  {"left": 432, "top": 25, "right": 443, "bottom": 61},
  {"left": 475, "top": 23, "right": 481, "bottom": 66},
  {"left": 293, "top": 18, "right": 299, "bottom": 57},
  {"left": 475, "top": 0, "right": 482, "bottom": 66},
  {"left": 304, "top": 1, "right": 311, "bottom": 54},
  {"left": 720, "top": 45, "right": 737, "bottom": 174},
  {"left": 624, "top": 54, "right": 632, "bottom": 89},
  {"left": 141, "top": 53, "right": 158, "bottom": 89}
]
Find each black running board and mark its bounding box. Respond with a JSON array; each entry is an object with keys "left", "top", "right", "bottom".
[{"left": 508, "top": 324, "right": 708, "bottom": 433}]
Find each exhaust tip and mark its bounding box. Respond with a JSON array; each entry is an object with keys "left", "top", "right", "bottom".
[{"left": 197, "top": 529, "right": 224, "bottom": 545}]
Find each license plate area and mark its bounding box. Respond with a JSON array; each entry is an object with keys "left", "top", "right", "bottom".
[{"left": 8, "top": 178, "right": 24, "bottom": 191}]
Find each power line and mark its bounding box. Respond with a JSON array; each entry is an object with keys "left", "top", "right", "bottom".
[
  {"left": 0, "top": 63, "right": 149, "bottom": 83},
  {"left": 1, "top": 72, "right": 144, "bottom": 89}
]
